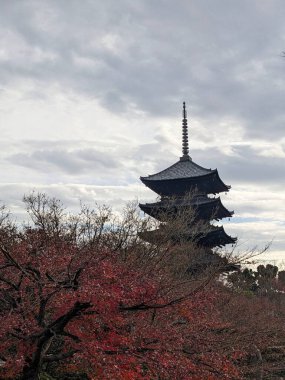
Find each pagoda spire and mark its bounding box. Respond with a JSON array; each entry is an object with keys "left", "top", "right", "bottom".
[{"left": 181, "top": 102, "right": 191, "bottom": 161}]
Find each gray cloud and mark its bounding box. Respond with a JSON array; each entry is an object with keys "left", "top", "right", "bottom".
[
  {"left": 0, "top": 0, "right": 285, "bottom": 139},
  {"left": 191, "top": 145, "right": 285, "bottom": 186},
  {"left": 9, "top": 147, "right": 119, "bottom": 174},
  {"left": 0, "top": 1, "right": 284, "bottom": 257}
]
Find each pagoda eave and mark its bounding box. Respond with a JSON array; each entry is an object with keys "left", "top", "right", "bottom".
[
  {"left": 197, "top": 227, "right": 237, "bottom": 248},
  {"left": 139, "top": 196, "right": 233, "bottom": 221},
  {"left": 140, "top": 226, "right": 237, "bottom": 249},
  {"left": 140, "top": 171, "right": 229, "bottom": 197}
]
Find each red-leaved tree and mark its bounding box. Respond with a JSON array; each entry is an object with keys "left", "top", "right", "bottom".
[{"left": 0, "top": 193, "right": 244, "bottom": 380}]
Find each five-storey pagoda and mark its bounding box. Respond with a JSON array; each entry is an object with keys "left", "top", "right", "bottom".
[{"left": 139, "top": 102, "right": 236, "bottom": 249}]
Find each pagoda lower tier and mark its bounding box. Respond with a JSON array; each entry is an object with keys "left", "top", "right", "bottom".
[
  {"left": 186, "top": 249, "right": 240, "bottom": 274},
  {"left": 139, "top": 195, "right": 233, "bottom": 221},
  {"left": 140, "top": 225, "right": 237, "bottom": 249},
  {"left": 196, "top": 226, "right": 237, "bottom": 248}
]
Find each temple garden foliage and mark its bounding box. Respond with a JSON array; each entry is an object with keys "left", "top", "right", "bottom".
[{"left": 0, "top": 193, "right": 285, "bottom": 379}]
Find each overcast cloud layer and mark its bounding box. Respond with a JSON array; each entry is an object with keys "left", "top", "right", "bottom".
[{"left": 0, "top": 0, "right": 285, "bottom": 260}]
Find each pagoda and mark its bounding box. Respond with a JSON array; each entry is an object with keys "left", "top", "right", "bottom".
[{"left": 139, "top": 102, "right": 236, "bottom": 249}]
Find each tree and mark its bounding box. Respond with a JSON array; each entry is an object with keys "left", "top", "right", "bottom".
[
  {"left": 228, "top": 264, "right": 279, "bottom": 293},
  {"left": 227, "top": 263, "right": 285, "bottom": 378},
  {"left": 0, "top": 193, "right": 242, "bottom": 379},
  {"left": 1, "top": 193, "right": 284, "bottom": 379}
]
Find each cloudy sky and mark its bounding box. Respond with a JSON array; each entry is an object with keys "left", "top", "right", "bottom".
[{"left": 0, "top": 0, "right": 285, "bottom": 260}]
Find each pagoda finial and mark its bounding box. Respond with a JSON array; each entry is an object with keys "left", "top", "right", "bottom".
[{"left": 181, "top": 102, "right": 191, "bottom": 161}]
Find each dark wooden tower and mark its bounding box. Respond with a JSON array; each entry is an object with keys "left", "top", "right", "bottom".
[{"left": 139, "top": 102, "right": 236, "bottom": 249}]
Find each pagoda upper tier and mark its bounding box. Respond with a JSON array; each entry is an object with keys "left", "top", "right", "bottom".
[{"left": 140, "top": 157, "right": 230, "bottom": 196}]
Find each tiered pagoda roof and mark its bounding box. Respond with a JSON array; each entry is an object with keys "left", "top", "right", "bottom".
[
  {"left": 139, "top": 195, "right": 233, "bottom": 221},
  {"left": 141, "top": 158, "right": 230, "bottom": 196},
  {"left": 139, "top": 102, "right": 236, "bottom": 249},
  {"left": 141, "top": 225, "right": 235, "bottom": 249}
]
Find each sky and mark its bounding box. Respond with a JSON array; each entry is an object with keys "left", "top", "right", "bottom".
[{"left": 0, "top": 0, "right": 285, "bottom": 261}]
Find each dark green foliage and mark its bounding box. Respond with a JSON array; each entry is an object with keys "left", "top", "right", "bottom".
[
  {"left": 229, "top": 264, "right": 279, "bottom": 293},
  {"left": 278, "top": 270, "right": 285, "bottom": 285}
]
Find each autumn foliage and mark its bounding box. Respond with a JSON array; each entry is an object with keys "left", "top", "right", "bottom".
[{"left": 0, "top": 194, "right": 284, "bottom": 379}]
